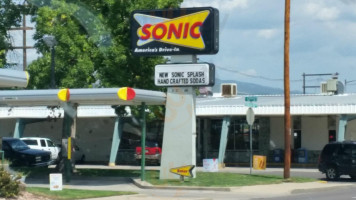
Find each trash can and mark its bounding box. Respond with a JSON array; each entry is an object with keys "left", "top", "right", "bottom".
[
  {"left": 253, "top": 155, "right": 266, "bottom": 170},
  {"left": 273, "top": 149, "right": 284, "bottom": 163},
  {"left": 297, "top": 148, "right": 308, "bottom": 163}
]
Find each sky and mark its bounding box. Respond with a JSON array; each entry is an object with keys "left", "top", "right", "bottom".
[
  {"left": 6, "top": 0, "right": 356, "bottom": 93},
  {"left": 181, "top": 0, "right": 356, "bottom": 93}
]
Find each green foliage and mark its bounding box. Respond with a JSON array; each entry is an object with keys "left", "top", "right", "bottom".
[
  {"left": 27, "top": 0, "right": 182, "bottom": 89},
  {"left": 0, "top": 0, "right": 23, "bottom": 67},
  {"left": 0, "top": 168, "right": 22, "bottom": 198}
]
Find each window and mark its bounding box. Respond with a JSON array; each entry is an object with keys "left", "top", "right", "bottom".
[
  {"left": 2, "top": 142, "right": 10, "bottom": 151},
  {"left": 40, "top": 139, "right": 46, "bottom": 147},
  {"left": 210, "top": 117, "right": 259, "bottom": 151},
  {"left": 210, "top": 119, "right": 222, "bottom": 150},
  {"left": 47, "top": 140, "right": 56, "bottom": 147},
  {"left": 227, "top": 118, "right": 259, "bottom": 150},
  {"left": 22, "top": 139, "right": 38, "bottom": 146}
]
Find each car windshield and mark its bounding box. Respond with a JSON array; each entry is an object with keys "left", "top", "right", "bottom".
[
  {"left": 146, "top": 141, "right": 159, "bottom": 147},
  {"left": 7, "top": 140, "right": 30, "bottom": 151}
]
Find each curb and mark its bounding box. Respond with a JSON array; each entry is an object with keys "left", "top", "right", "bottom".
[{"left": 131, "top": 178, "right": 231, "bottom": 192}]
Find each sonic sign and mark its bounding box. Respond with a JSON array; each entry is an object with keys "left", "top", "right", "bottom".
[{"left": 130, "top": 7, "right": 219, "bottom": 56}]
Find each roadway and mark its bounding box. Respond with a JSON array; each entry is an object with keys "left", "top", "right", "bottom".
[{"left": 265, "top": 185, "right": 356, "bottom": 200}]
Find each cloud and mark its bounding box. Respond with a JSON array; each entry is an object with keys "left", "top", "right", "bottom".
[
  {"left": 304, "top": 2, "right": 340, "bottom": 21},
  {"left": 181, "top": 0, "right": 248, "bottom": 12},
  {"left": 257, "top": 29, "right": 278, "bottom": 39}
]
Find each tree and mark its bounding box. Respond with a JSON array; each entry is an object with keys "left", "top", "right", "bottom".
[
  {"left": 0, "top": 0, "right": 23, "bottom": 67},
  {"left": 27, "top": 0, "right": 183, "bottom": 89}
]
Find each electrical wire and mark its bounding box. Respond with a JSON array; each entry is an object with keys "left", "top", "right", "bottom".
[{"left": 215, "top": 65, "right": 328, "bottom": 83}]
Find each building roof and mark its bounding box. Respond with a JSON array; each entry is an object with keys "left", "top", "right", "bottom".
[
  {"left": 1, "top": 92, "right": 356, "bottom": 118},
  {"left": 196, "top": 93, "right": 356, "bottom": 116}
]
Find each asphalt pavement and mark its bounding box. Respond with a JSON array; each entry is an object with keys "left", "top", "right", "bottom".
[{"left": 23, "top": 165, "right": 356, "bottom": 200}]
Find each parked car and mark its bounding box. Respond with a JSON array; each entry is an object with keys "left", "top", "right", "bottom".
[
  {"left": 318, "top": 141, "right": 356, "bottom": 180},
  {"left": 20, "top": 137, "right": 61, "bottom": 161},
  {"left": 135, "top": 141, "right": 162, "bottom": 165},
  {"left": 1, "top": 137, "right": 52, "bottom": 167}
]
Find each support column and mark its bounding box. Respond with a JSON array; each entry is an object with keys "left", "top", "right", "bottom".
[
  {"left": 203, "top": 119, "right": 209, "bottom": 159},
  {"left": 159, "top": 87, "right": 196, "bottom": 179},
  {"left": 13, "top": 119, "right": 25, "bottom": 138},
  {"left": 258, "top": 117, "right": 270, "bottom": 156},
  {"left": 140, "top": 103, "right": 146, "bottom": 181},
  {"left": 218, "top": 116, "right": 230, "bottom": 168},
  {"left": 109, "top": 118, "right": 122, "bottom": 167},
  {"left": 59, "top": 102, "right": 77, "bottom": 183},
  {"left": 337, "top": 115, "right": 347, "bottom": 142},
  {"left": 196, "top": 118, "right": 201, "bottom": 163}
]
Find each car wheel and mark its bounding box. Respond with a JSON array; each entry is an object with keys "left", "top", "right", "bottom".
[{"left": 326, "top": 166, "right": 339, "bottom": 180}]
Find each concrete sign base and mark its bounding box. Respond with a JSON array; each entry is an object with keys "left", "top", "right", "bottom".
[{"left": 159, "top": 87, "right": 196, "bottom": 179}]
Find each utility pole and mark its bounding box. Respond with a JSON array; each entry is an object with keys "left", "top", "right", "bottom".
[
  {"left": 9, "top": 1, "right": 34, "bottom": 70},
  {"left": 283, "top": 0, "right": 291, "bottom": 179},
  {"left": 345, "top": 79, "right": 356, "bottom": 92}
]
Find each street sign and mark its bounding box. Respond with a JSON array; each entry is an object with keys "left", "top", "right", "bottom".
[
  {"left": 170, "top": 165, "right": 195, "bottom": 177},
  {"left": 245, "top": 96, "right": 258, "bottom": 102},
  {"left": 246, "top": 108, "right": 255, "bottom": 125},
  {"left": 49, "top": 173, "right": 63, "bottom": 191},
  {"left": 155, "top": 63, "right": 215, "bottom": 87},
  {"left": 244, "top": 102, "right": 258, "bottom": 108},
  {"left": 245, "top": 96, "right": 258, "bottom": 108}
]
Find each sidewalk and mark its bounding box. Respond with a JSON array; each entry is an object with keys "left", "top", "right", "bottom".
[
  {"left": 24, "top": 165, "right": 356, "bottom": 200},
  {"left": 77, "top": 180, "right": 355, "bottom": 200}
]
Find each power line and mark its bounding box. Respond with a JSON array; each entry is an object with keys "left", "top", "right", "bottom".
[{"left": 215, "top": 65, "right": 325, "bottom": 83}]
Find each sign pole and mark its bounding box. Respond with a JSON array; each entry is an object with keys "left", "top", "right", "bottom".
[
  {"left": 180, "top": 175, "right": 184, "bottom": 182},
  {"left": 246, "top": 107, "right": 255, "bottom": 175},
  {"left": 249, "top": 124, "right": 252, "bottom": 175},
  {"left": 140, "top": 102, "right": 146, "bottom": 181}
]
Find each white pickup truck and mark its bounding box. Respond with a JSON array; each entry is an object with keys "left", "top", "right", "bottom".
[{"left": 20, "top": 137, "right": 61, "bottom": 161}]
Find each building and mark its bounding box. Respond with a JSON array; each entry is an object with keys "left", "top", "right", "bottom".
[
  {"left": 196, "top": 92, "right": 356, "bottom": 165},
  {"left": 0, "top": 90, "right": 356, "bottom": 165}
]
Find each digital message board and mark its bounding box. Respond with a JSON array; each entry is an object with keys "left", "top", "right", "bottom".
[
  {"left": 155, "top": 63, "right": 215, "bottom": 87},
  {"left": 131, "top": 7, "right": 219, "bottom": 56}
]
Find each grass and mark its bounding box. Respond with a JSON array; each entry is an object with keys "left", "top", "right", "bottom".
[
  {"left": 74, "top": 169, "right": 315, "bottom": 187},
  {"left": 143, "top": 170, "right": 315, "bottom": 187},
  {"left": 13, "top": 167, "right": 316, "bottom": 188},
  {"left": 26, "top": 187, "right": 137, "bottom": 200}
]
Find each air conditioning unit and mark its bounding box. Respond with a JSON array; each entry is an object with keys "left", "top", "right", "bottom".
[
  {"left": 221, "top": 83, "right": 237, "bottom": 97},
  {"left": 321, "top": 79, "right": 338, "bottom": 94},
  {"left": 327, "top": 79, "right": 337, "bottom": 92}
]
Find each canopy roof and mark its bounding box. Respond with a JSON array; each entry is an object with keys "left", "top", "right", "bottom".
[{"left": 196, "top": 93, "right": 356, "bottom": 116}]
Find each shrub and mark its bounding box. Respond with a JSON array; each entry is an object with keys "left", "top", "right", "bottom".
[{"left": 0, "top": 168, "right": 21, "bottom": 198}]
